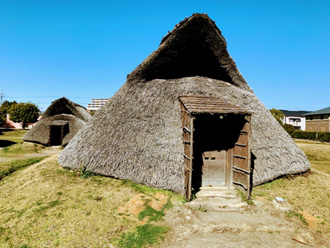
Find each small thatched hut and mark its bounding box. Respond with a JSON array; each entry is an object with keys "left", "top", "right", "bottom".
[
  {"left": 23, "top": 97, "right": 92, "bottom": 146},
  {"left": 59, "top": 14, "right": 310, "bottom": 198}
]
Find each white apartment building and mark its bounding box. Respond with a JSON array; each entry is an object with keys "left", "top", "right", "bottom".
[
  {"left": 281, "top": 110, "right": 309, "bottom": 131},
  {"left": 87, "top": 99, "right": 109, "bottom": 112}
]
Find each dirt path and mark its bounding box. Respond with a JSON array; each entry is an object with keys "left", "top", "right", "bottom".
[
  {"left": 0, "top": 147, "right": 61, "bottom": 162},
  {"left": 162, "top": 201, "right": 330, "bottom": 248}
]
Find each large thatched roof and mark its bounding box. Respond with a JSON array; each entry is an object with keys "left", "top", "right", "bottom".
[
  {"left": 23, "top": 97, "right": 92, "bottom": 146},
  {"left": 127, "top": 14, "right": 250, "bottom": 92},
  {"left": 59, "top": 14, "right": 310, "bottom": 195}
]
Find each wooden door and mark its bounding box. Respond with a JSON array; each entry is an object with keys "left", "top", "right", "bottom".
[
  {"left": 180, "top": 104, "right": 193, "bottom": 199},
  {"left": 232, "top": 115, "right": 251, "bottom": 197},
  {"left": 202, "top": 150, "right": 226, "bottom": 187}
]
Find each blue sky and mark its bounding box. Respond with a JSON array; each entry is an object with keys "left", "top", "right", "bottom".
[{"left": 1, "top": 0, "right": 329, "bottom": 112}]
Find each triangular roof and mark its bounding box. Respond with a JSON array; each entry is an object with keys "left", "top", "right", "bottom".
[
  {"left": 128, "top": 14, "right": 250, "bottom": 91},
  {"left": 59, "top": 14, "right": 310, "bottom": 195},
  {"left": 303, "top": 106, "right": 330, "bottom": 116},
  {"left": 42, "top": 97, "right": 91, "bottom": 122}
]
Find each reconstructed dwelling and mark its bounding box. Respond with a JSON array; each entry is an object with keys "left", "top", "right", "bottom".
[
  {"left": 59, "top": 14, "right": 310, "bottom": 198},
  {"left": 23, "top": 97, "right": 92, "bottom": 146},
  {"left": 304, "top": 106, "right": 330, "bottom": 132}
]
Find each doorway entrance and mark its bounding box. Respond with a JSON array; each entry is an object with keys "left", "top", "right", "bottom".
[
  {"left": 179, "top": 95, "right": 252, "bottom": 200},
  {"left": 49, "top": 120, "right": 69, "bottom": 146}
]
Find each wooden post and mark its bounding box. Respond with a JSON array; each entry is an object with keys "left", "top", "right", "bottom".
[{"left": 188, "top": 116, "right": 194, "bottom": 199}]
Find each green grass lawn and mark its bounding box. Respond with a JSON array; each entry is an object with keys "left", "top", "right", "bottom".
[
  {"left": 1, "top": 143, "right": 46, "bottom": 156},
  {"left": 0, "top": 128, "right": 180, "bottom": 247},
  {"left": 0, "top": 157, "right": 45, "bottom": 180},
  {"left": 0, "top": 129, "right": 27, "bottom": 144},
  {"left": 0, "top": 129, "right": 46, "bottom": 156},
  {"left": 0, "top": 156, "right": 184, "bottom": 248}
]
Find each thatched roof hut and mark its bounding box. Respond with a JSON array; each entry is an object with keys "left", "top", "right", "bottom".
[
  {"left": 23, "top": 97, "right": 92, "bottom": 146},
  {"left": 59, "top": 14, "right": 310, "bottom": 198}
]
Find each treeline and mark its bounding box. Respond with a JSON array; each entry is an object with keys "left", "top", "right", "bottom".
[{"left": 0, "top": 101, "right": 40, "bottom": 129}]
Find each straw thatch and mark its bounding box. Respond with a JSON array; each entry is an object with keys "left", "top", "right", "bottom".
[
  {"left": 59, "top": 14, "right": 310, "bottom": 195},
  {"left": 23, "top": 97, "right": 92, "bottom": 146}
]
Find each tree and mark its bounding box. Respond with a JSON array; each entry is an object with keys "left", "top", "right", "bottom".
[
  {"left": 269, "top": 108, "right": 284, "bottom": 125},
  {"left": 0, "top": 100, "right": 17, "bottom": 127},
  {"left": 9, "top": 102, "right": 40, "bottom": 129},
  {"left": 283, "top": 123, "right": 296, "bottom": 136}
]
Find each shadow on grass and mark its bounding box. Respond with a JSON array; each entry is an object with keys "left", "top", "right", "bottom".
[
  {"left": 0, "top": 140, "right": 17, "bottom": 148},
  {"left": 0, "top": 128, "right": 16, "bottom": 134}
]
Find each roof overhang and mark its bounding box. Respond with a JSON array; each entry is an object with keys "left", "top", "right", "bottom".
[
  {"left": 49, "top": 120, "right": 69, "bottom": 126},
  {"left": 179, "top": 95, "right": 251, "bottom": 115}
]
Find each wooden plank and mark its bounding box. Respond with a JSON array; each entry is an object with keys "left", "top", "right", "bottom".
[
  {"left": 234, "top": 146, "right": 248, "bottom": 158},
  {"left": 183, "top": 154, "right": 190, "bottom": 160},
  {"left": 237, "top": 134, "right": 248, "bottom": 145},
  {"left": 179, "top": 95, "right": 251, "bottom": 115},
  {"left": 188, "top": 116, "right": 194, "bottom": 200},
  {"left": 232, "top": 166, "right": 250, "bottom": 174},
  {"left": 235, "top": 143, "right": 247, "bottom": 147},
  {"left": 233, "top": 169, "right": 249, "bottom": 190},
  {"left": 233, "top": 157, "right": 249, "bottom": 171},
  {"left": 233, "top": 155, "right": 247, "bottom": 160},
  {"left": 183, "top": 132, "right": 190, "bottom": 143},
  {"left": 180, "top": 100, "right": 193, "bottom": 200},
  {"left": 232, "top": 114, "right": 252, "bottom": 198},
  {"left": 246, "top": 115, "right": 252, "bottom": 197},
  {"left": 183, "top": 126, "right": 191, "bottom": 133}
]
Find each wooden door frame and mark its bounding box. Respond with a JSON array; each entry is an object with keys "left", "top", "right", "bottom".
[
  {"left": 180, "top": 104, "right": 194, "bottom": 200},
  {"left": 231, "top": 114, "right": 252, "bottom": 197},
  {"left": 179, "top": 97, "right": 252, "bottom": 200}
]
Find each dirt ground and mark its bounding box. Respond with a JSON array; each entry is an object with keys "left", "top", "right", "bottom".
[{"left": 162, "top": 200, "right": 330, "bottom": 248}]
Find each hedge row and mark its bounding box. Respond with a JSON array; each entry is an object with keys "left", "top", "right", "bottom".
[
  {"left": 292, "top": 131, "right": 330, "bottom": 142},
  {"left": 318, "top": 132, "right": 330, "bottom": 142}
]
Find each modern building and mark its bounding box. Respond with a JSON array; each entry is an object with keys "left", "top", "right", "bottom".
[
  {"left": 5, "top": 114, "right": 41, "bottom": 129},
  {"left": 304, "top": 107, "right": 330, "bottom": 132},
  {"left": 281, "top": 110, "right": 309, "bottom": 131},
  {"left": 87, "top": 99, "right": 109, "bottom": 112}
]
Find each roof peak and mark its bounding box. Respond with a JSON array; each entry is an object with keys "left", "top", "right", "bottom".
[
  {"left": 127, "top": 14, "right": 251, "bottom": 91},
  {"left": 161, "top": 13, "right": 221, "bottom": 44}
]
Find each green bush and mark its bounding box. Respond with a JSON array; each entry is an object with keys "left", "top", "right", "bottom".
[
  {"left": 292, "top": 131, "right": 330, "bottom": 142},
  {"left": 292, "top": 131, "right": 317, "bottom": 140},
  {"left": 283, "top": 124, "right": 296, "bottom": 136},
  {"left": 318, "top": 132, "right": 330, "bottom": 142}
]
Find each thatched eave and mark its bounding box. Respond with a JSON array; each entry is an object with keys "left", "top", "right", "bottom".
[{"left": 59, "top": 76, "right": 310, "bottom": 194}]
